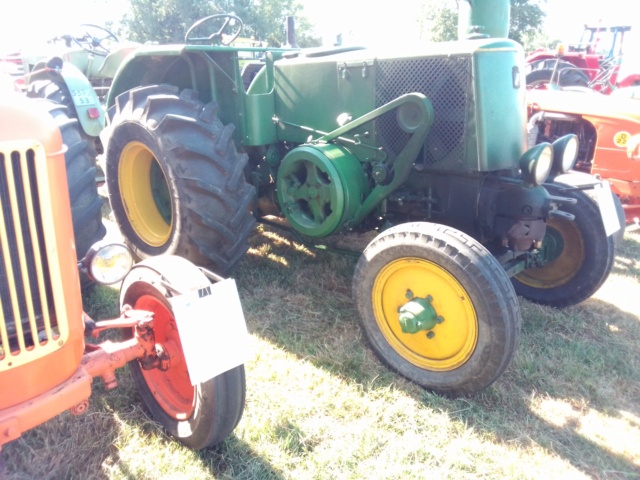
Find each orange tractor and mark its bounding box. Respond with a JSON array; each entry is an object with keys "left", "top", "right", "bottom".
[
  {"left": 0, "top": 92, "right": 247, "bottom": 452},
  {"left": 527, "top": 87, "right": 640, "bottom": 224}
]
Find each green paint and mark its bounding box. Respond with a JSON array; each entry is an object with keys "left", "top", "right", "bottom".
[{"left": 398, "top": 296, "right": 444, "bottom": 334}]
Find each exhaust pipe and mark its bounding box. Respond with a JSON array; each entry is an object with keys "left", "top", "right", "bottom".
[{"left": 458, "top": 0, "right": 511, "bottom": 40}]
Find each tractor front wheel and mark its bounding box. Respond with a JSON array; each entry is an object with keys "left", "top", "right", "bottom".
[
  {"left": 120, "top": 255, "right": 246, "bottom": 450},
  {"left": 353, "top": 222, "right": 520, "bottom": 397},
  {"left": 513, "top": 183, "right": 614, "bottom": 307},
  {"left": 104, "top": 85, "right": 256, "bottom": 274}
]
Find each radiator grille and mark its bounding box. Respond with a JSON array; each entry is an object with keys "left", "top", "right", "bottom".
[
  {"left": 0, "top": 140, "right": 60, "bottom": 367},
  {"left": 375, "top": 56, "right": 472, "bottom": 166}
]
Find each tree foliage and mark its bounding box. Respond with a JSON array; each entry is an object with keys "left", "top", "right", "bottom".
[
  {"left": 122, "top": 0, "right": 320, "bottom": 47},
  {"left": 417, "top": 0, "right": 546, "bottom": 50},
  {"left": 508, "top": 0, "right": 546, "bottom": 46}
]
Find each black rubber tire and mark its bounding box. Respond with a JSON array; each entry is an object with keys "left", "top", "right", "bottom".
[
  {"left": 27, "top": 78, "right": 99, "bottom": 157},
  {"left": 353, "top": 222, "right": 521, "bottom": 397},
  {"left": 104, "top": 84, "right": 256, "bottom": 275},
  {"left": 512, "top": 182, "right": 614, "bottom": 307},
  {"left": 120, "top": 255, "right": 246, "bottom": 450},
  {"left": 526, "top": 63, "right": 590, "bottom": 88},
  {"left": 37, "top": 100, "right": 106, "bottom": 261}
]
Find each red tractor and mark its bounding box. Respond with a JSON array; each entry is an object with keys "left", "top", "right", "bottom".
[{"left": 526, "top": 24, "right": 640, "bottom": 93}]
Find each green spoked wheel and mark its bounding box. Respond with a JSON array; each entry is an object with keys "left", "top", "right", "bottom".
[
  {"left": 276, "top": 144, "right": 367, "bottom": 238},
  {"left": 104, "top": 84, "right": 256, "bottom": 274},
  {"left": 353, "top": 222, "right": 520, "bottom": 397}
]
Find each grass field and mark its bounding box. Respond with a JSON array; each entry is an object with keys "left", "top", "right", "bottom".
[{"left": 3, "top": 224, "right": 639, "bottom": 480}]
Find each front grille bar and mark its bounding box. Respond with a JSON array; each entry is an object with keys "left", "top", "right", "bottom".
[{"left": 0, "top": 140, "right": 61, "bottom": 368}]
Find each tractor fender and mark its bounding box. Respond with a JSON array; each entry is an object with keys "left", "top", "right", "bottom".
[{"left": 29, "top": 57, "right": 104, "bottom": 137}]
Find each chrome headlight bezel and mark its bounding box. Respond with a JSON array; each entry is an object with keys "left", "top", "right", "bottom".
[
  {"left": 81, "top": 241, "right": 133, "bottom": 285},
  {"left": 552, "top": 134, "right": 579, "bottom": 173},
  {"left": 519, "top": 143, "right": 554, "bottom": 186}
]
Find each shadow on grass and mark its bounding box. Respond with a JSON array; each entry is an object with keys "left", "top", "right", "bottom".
[
  {"left": 612, "top": 230, "right": 640, "bottom": 278},
  {"left": 2, "top": 372, "right": 283, "bottom": 480},
  {"left": 235, "top": 225, "right": 640, "bottom": 478}
]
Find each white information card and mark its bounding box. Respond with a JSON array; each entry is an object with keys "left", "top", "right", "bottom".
[
  {"left": 171, "top": 279, "right": 249, "bottom": 385},
  {"left": 594, "top": 180, "right": 621, "bottom": 238}
]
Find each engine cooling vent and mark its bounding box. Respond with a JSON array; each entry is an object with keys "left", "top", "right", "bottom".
[
  {"left": 0, "top": 141, "right": 60, "bottom": 367},
  {"left": 375, "top": 56, "right": 472, "bottom": 166}
]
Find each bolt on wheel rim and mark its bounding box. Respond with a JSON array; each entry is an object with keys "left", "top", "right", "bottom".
[
  {"left": 135, "top": 294, "right": 195, "bottom": 420},
  {"left": 372, "top": 258, "right": 478, "bottom": 371}
]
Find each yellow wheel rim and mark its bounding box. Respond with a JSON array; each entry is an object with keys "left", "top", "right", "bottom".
[
  {"left": 119, "top": 141, "right": 172, "bottom": 247},
  {"left": 372, "top": 258, "right": 478, "bottom": 371},
  {"left": 515, "top": 217, "right": 585, "bottom": 288}
]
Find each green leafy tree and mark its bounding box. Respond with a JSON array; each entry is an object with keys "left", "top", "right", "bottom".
[
  {"left": 123, "top": 0, "right": 212, "bottom": 43},
  {"left": 417, "top": 0, "right": 546, "bottom": 50},
  {"left": 509, "top": 0, "right": 546, "bottom": 47},
  {"left": 417, "top": 0, "right": 458, "bottom": 42},
  {"left": 122, "top": 0, "right": 320, "bottom": 46}
]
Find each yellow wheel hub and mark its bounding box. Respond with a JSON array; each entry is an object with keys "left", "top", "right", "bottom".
[
  {"left": 372, "top": 258, "right": 478, "bottom": 371},
  {"left": 515, "top": 217, "right": 584, "bottom": 289},
  {"left": 119, "top": 142, "right": 172, "bottom": 247}
]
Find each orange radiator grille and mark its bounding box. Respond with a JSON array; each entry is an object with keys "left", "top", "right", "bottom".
[{"left": 0, "top": 140, "right": 65, "bottom": 368}]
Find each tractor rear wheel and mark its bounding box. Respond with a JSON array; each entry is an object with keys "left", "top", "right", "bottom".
[
  {"left": 120, "top": 255, "right": 246, "bottom": 450},
  {"left": 27, "top": 78, "right": 99, "bottom": 156},
  {"left": 512, "top": 183, "right": 614, "bottom": 307},
  {"left": 104, "top": 85, "right": 256, "bottom": 274},
  {"left": 526, "top": 62, "right": 590, "bottom": 89},
  {"left": 39, "top": 100, "right": 106, "bottom": 262},
  {"left": 353, "top": 222, "right": 520, "bottom": 397}
]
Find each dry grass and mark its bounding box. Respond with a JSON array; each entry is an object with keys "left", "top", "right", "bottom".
[{"left": 3, "top": 225, "right": 639, "bottom": 480}]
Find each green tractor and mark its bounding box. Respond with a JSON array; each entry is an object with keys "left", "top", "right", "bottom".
[
  {"left": 100, "top": 3, "right": 619, "bottom": 396},
  {"left": 16, "top": 25, "right": 138, "bottom": 264}
]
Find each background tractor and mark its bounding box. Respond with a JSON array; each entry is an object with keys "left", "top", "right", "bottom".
[
  {"left": 0, "top": 90, "right": 247, "bottom": 452},
  {"left": 525, "top": 24, "right": 640, "bottom": 92},
  {"left": 527, "top": 87, "right": 640, "bottom": 225},
  {"left": 99, "top": 1, "right": 619, "bottom": 397},
  {"left": 6, "top": 25, "right": 139, "bottom": 176}
]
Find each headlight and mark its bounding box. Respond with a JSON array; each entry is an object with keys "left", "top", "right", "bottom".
[
  {"left": 81, "top": 241, "right": 133, "bottom": 285},
  {"left": 519, "top": 143, "right": 553, "bottom": 186},
  {"left": 552, "top": 134, "right": 579, "bottom": 173}
]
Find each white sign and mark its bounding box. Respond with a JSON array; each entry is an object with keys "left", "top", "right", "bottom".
[
  {"left": 594, "top": 180, "right": 621, "bottom": 237},
  {"left": 170, "top": 279, "right": 249, "bottom": 385}
]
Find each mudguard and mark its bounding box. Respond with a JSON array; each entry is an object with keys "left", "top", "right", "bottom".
[{"left": 29, "top": 58, "right": 104, "bottom": 137}]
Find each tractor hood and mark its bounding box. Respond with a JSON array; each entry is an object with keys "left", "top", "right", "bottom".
[{"left": 527, "top": 88, "right": 640, "bottom": 124}]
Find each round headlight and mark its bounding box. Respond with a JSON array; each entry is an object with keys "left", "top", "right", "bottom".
[
  {"left": 534, "top": 144, "right": 553, "bottom": 184},
  {"left": 82, "top": 241, "right": 133, "bottom": 285},
  {"left": 552, "top": 134, "right": 579, "bottom": 173},
  {"left": 519, "top": 143, "right": 553, "bottom": 186}
]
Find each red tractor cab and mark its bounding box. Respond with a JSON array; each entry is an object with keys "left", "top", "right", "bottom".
[{"left": 526, "top": 24, "right": 640, "bottom": 93}]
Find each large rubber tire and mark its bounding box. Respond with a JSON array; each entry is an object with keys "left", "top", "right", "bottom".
[
  {"left": 513, "top": 183, "right": 614, "bottom": 307},
  {"left": 353, "top": 222, "right": 520, "bottom": 397},
  {"left": 27, "top": 78, "right": 99, "bottom": 157},
  {"left": 120, "top": 255, "right": 246, "bottom": 450},
  {"left": 104, "top": 85, "right": 256, "bottom": 274},
  {"left": 38, "top": 100, "right": 106, "bottom": 261},
  {"left": 526, "top": 62, "right": 590, "bottom": 88}
]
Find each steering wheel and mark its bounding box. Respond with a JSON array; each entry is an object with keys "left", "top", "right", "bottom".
[
  {"left": 184, "top": 14, "right": 243, "bottom": 46},
  {"left": 73, "top": 24, "right": 119, "bottom": 56}
]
